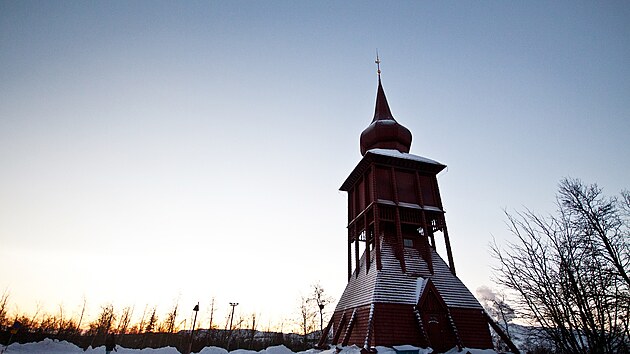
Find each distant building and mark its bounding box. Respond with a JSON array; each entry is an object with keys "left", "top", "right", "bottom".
[{"left": 318, "top": 67, "right": 514, "bottom": 353}]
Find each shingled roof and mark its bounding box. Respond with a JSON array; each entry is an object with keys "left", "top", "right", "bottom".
[{"left": 335, "top": 240, "right": 482, "bottom": 312}]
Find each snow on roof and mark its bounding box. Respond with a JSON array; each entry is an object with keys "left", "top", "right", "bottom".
[
  {"left": 367, "top": 149, "right": 443, "bottom": 166},
  {"left": 334, "top": 252, "right": 378, "bottom": 311},
  {"left": 391, "top": 345, "right": 424, "bottom": 352},
  {"left": 334, "top": 240, "right": 482, "bottom": 312},
  {"left": 372, "top": 244, "right": 428, "bottom": 304},
  {"left": 377, "top": 200, "right": 444, "bottom": 213},
  {"left": 415, "top": 277, "right": 428, "bottom": 302},
  {"left": 428, "top": 250, "right": 483, "bottom": 309}
]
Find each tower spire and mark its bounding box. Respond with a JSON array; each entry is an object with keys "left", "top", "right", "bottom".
[
  {"left": 373, "top": 76, "right": 394, "bottom": 122},
  {"left": 359, "top": 54, "right": 412, "bottom": 155},
  {"left": 372, "top": 52, "right": 394, "bottom": 122}
]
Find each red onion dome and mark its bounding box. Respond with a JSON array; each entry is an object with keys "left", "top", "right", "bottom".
[{"left": 360, "top": 79, "right": 412, "bottom": 155}]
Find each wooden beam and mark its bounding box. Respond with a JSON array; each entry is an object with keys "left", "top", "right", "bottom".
[
  {"left": 332, "top": 311, "right": 347, "bottom": 345},
  {"left": 363, "top": 303, "right": 375, "bottom": 350},
  {"left": 391, "top": 167, "right": 406, "bottom": 272},
  {"left": 315, "top": 316, "right": 334, "bottom": 349},
  {"left": 374, "top": 205, "right": 382, "bottom": 270},
  {"left": 416, "top": 172, "right": 434, "bottom": 274},
  {"left": 483, "top": 310, "right": 521, "bottom": 354},
  {"left": 341, "top": 309, "right": 357, "bottom": 347},
  {"left": 442, "top": 223, "right": 456, "bottom": 276},
  {"left": 413, "top": 306, "right": 431, "bottom": 348}
]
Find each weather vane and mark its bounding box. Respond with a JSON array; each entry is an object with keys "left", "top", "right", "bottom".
[{"left": 375, "top": 49, "right": 381, "bottom": 77}]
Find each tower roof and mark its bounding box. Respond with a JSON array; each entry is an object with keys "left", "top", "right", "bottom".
[
  {"left": 373, "top": 78, "right": 395, "bottom": 121},
  {"left": 334, "top": 241, "right": 483, "bottom": 311},
  {"left": 359, "top": 77, "right": 412, "bottom": 155}
]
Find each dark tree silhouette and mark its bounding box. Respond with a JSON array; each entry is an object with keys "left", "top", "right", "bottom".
[{"left": 492, "top": 178, "right": 629, "bottom": 353}]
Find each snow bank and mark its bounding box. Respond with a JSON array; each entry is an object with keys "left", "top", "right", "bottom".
[
  {"left": 198, "top": 346, "right": 229, "bottom": 354},
  {"left": 1, "top": 340, "right": 497, "bottom": 354},
  {"left": 0, "top": 339, "right": 180, "bottom": 354},
  {"left": 221, "top": 345, "right": 296, "bottom": 354},
  {"left": 1, "top": 338, "right": 84, "bottom": 354}
]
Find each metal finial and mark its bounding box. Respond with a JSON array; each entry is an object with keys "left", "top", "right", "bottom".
[{"left": 375, "top": 50, "right": 381, "bottom": 76}]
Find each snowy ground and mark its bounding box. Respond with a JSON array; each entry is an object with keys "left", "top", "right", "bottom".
[{"left": 0, "top": 339, "right": 499, "bottom": 354}]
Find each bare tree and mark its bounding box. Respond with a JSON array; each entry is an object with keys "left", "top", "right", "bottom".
[
  {"left": 225, "top": 309, "right": 244, "bottom": 351},
  {"left": 134, "top": 304, "right": 149, "bottom": 334},
  {"left": 116, "top": 306, "right": 134, "bottom": 335},
  {"left": 55, "top": 303, "right": 78, "bottom": 335},
  {"left": 0, "top": 289, "right": 9, "bottom": 329},
  {"left": 29, "top": 302, "right": 42, "bottom": 330},
  {"left": 39, "top": 313, "right": 57, "bottom": 334},
  {"left": 88, "top": 303, "right": 116, "bottom": 349},
  {"left": 297, "top": 295, "right": 316, "bottom": 340},
  {"left": 56, "top": 303, "right": 64, "bottom": 334},
  {"left": 207, "top": 297, "right": 216, "bottom": 330},
  {"left": 308, "top": 282, "right": 334, "bottom": 332},
  {"left": 145, "top": 306, "right": 158, "bottom": 333},
  {"left": 89, "top": 304, "right": 116, "bottom": 335},
  {"left": 492, "top": 178, "right": 629, "bottom": 353},
  {"left": 163, "top": 301, "right": 179, "bottom": 333},
  {"left": 75, "top": 296, "right": 87, "bottom": 334},
  {"left": 247, "top": 312, "right": 258, "bottom": 349},
  {"left": 204, "top": 297, "right": 217, "bottom": 347}
]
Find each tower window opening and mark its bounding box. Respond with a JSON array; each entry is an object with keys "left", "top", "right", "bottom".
[
  {"left": 433, "top": 229, "right": 447, "bottom": 259},
  {"left": 350, "top": 240, "right": 358, "bottom": 274},
  {"left": 403, "top": 239, "right": 414, "bottom": 248},
  {"left": 358, "top": 241, "right": 367, "bottom": 270},
  {"left": 350, "top": 232, "right": 368, "bottom": 275}
]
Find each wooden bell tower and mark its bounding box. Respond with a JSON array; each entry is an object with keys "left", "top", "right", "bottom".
[
  {"left": 343, "top": 77, "right": 456, "bottom": 280},
  {"left": 317, "top": 61, "right": 498, "bottom": 352}
]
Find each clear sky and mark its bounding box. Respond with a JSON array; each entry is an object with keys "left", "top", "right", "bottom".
[{"left": 1, "top": 1, "right": 629, "bottom": 331}]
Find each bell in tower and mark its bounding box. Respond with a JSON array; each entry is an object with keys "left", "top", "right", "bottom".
[{"left": 316, "top": 59, "right": 514, "bottom": 353}]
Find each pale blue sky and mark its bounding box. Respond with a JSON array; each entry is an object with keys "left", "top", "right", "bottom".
[{"left": 1, "top": 1, "right": 629, "bottom": 329}]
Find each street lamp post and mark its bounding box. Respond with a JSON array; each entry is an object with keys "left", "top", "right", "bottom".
[
  {"left": 228, "top": 302, "right": 239, "bottom": 350},
  {"left": 186, "top": 302, "right": 199, "bottom": 354}
]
